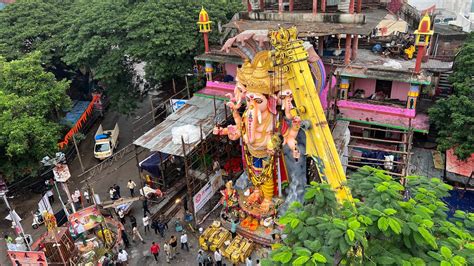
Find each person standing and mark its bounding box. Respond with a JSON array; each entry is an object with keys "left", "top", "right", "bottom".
[
  {"left": 118, "top": 209, "right": 126, "bottom": 225},
  {"left": 169, "top": 235, "right": 178, "bottom": 258},
  {"left": 143, "top": 215, "right": 150, "bottom": 234},
  {"left": 246, "top": 256, "right": 253, "bottom": 266},
  {"left": 117, "top": 249, "right": 128, "bottom": 265},
  {"left": 214, "top": 248, "right": 222, "bottom": 266},
  {"left": 130, "top": 215, "right": 137, "bottom": 229},
  {"left": 121, "top": 229, "right": 130, "bottom": 248},
  {"left": 127, "top": 180, "right": 137, "bottom": 197},
  {"left": 83, "top": 190, "right": 90, "bottom": 204},
  {"left": 114, "top": 184, "right": 121, "bottom": 198},
  {"left": 163, "top": 242, "right": 171, "bottom": 263},
  {"left": 143, "top": 198, "right": 152, "bottom": 216},
  {"left": 150, "top": 242, "right": 160, "bottom": 262},
  {"left": 230, "top": 219, "right": 237, "bottom": 239},
  {"left": 197, "top": 250, "right": 205, "bottom": 266},
  {"left": 151, "top": 219, "right": 159, "bottom": 235},
  {"left": 109, "top": 187, "right": 116, "bottom": 200},
  {"left": 132, "top": 226, "right": 145, "bottom": 243},
  {"left": 180, "top": 231, "right": 189, "bottom": 251}
]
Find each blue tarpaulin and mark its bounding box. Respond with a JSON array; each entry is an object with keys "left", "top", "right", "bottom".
[
  {"left": 139, "top": 152, "right": 170, "bottom": 178},
  {"left": 445, "top": 189, "right": 474, "bottom": 216},
  {"left": 63, "top": 100, "right": 91, "bottom": 126}
]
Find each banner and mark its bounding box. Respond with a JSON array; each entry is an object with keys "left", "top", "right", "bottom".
[
  {"left": 53, "top": 163, "right": 71, "bottom": 182},
  {"left": 68, "top": 206, "right": 101, "bottom": 232},
  {"left": 8, "top": 251, "right": 48, "bottom": 266},
  {"left": 170, "top": 99, "right": 188, "bottom": 112},
  {"left": 193, "top": 171, "right": 223, "bottom": 214}
]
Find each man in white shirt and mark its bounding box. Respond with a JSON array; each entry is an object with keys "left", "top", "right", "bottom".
[
  {"left": 180, "top": 231, "right": 189, "bottom": 251},
  {"left": 214, "top": 248, "right": 222, "bottom": 266},
  {"left": 109, "top": 187, "right": 116, "bottom": 200},
  {"left": 246, "top": 256, "right": 253, "bottom": 266},
  {"left": 117, "top": 249, "right": 128, "bottom": 265},
  {"left": 127, "top": 180, "right": 137, "bottom": 197},
  {"left": 143, "top": 215, "right": 150, "bottom": 234}
]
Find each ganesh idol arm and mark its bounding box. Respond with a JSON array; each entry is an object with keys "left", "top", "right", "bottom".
[
  {"left": 283, "top": 116, "right": 301, "bottom": 158},
  {"left": 212, "top": 124, "right": 241, "bottom": 141}
]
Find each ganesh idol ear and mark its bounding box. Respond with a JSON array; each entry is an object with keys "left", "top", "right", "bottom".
[{"left": 268, "top": 95, "right": 278, "bottom": 115}]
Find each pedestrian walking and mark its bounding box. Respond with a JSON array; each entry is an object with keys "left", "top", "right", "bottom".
[
  {"left": 152, "top": 219, "right": 159, "bottom": 235},
  {"left": 180, "top": 231, "right": 189, "bottom": 251},
  {"left": 214, "top": 248, "right": 222, "bottom": 266},
  {"left": 127, "top": 180, "right": 137, "bottom": 197},
  {"left": 143, "top": 214, "right": 150, "bottom": 233},
  {"left": 121, "top": 229, "right": 130, "bottom": 248},
  {"left": 130, "top": 215, "right": 137, "bottom": 229},
  {"left": 150, "top": 242, "right": 160, "bottom": 261},
  {"left": 118, "top": 209, "right": 126, "bottom": 225},
  {"left": 117, "top": 249, "right": 128, "bottom": 265},
  {"left": 158, "top": 220, "right": 166, "bottom": 237},
  {"left": 109, "top": 187, "right": 116, "bottom": 200},
  {"left": 114, "top": 184, "right": 121, "bottom": 198},
  {"left": 163, "top": 242, "right": 171, "bottom": 263},
  {"left": 169, "top": 235, "right": 178, "bottom": 258},
  {"left": 132, "top": 226, "right": 145, "bottom": 243},
  {"left": 230, "top": 219, "right": 237, "bottom": 239},
  {"left": 246, "top": 256, "right": 253, "bottom": 266},
  {"left": 197, "top": 250, "right": 205, "bottom": 266},
  {"left": 143, "top": 198, "right": 152, "bottom": 216},
  {"left": 83, "top": 190, "right": 90, "bottom": 204}
]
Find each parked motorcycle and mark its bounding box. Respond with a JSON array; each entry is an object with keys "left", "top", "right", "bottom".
[{"left": 32, "top": 210, "right": 44, "bottom": 229}]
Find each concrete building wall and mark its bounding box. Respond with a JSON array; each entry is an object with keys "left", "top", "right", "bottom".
[
  {"left": 391, "top": 81, "right": 410, "bottom": 101},
  {"left": 353, "top": 78, "right": 376, "bottom": 96}
]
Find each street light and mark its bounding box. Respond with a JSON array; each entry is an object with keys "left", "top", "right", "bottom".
[{"left": 0, "top": 177, "right": 31, "bottom": 251}]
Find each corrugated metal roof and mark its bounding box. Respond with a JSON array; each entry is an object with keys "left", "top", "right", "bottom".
[{"left": 133, "top": 96, "right": 227, "bottom": 157}]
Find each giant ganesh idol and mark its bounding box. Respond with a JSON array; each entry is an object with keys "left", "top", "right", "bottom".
[{"left": 213, "top": 53, "right": 300, "bottom": 216}]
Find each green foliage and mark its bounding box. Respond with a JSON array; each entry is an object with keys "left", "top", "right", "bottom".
[
  {"left": 0, "top": 52, "right": 70, "bottom": 181},
  {"left": 429, "top": 32, "right": 474, "bottom": 159},
  {"left": 0, "top": 0, "right": 243, "bottom": 114},
  {"left": 269, "top": 166, "right": 474, "bottom": 265}
]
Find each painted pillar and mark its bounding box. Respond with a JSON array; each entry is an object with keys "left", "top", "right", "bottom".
[
  {"left": 339, "top": 78, "right": 350, "bottom": 100},
  {"left": 344, "top": 34, "right": 352, "bottom": 65},
  {"left": 351, "top": 35, "right": 359, "bottom": 60},
  {"left": 414, "top": 14, "right": 434, "bottom": 74},
  {"left": 197, "top": 7, "right": 212, "bottom": 54},
  {"left": 313, "top": 0, "right": 318, "bottom": 14},
  {"left": 321, "top": 0, "right": 326, "bottom": 12},
  {"left": 260, "top": 0, "right": 265, "bottom": 11},
  {"left": 290, "top": 0, "right": 294, "bottom": 12},
  {"left": 349, "top": 0, "right": 355, "bottom": 14},
  {"left": 318, "top": 36, "right": 324, "bottom": 56},
  {"left": 407, "top": 84, "right": 420, "bottom": 110},
  {"left": 279, "top": 0, "right": 284, "bottom": 13},
  {"left": 203, "top": 32, "right": 210, "bottom": 53},
  {"left": 357, "top": 0, "right": 362, "bottom": 13},
  {"left": 247, "top": 0, "right": 252, "bottom": 12}
]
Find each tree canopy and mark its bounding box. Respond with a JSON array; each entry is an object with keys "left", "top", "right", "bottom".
[
  {"left": 429, "top": 32, "right": 474, "bottom": 160},
  {"left": 0, "top": 0, "right": 243, "bottom": 113},
  {"left": 269, "top": 167, "right": 473, "bottom": 265},
  {"left": 0, "top": 52, "right": 70, "bottom": 181}
]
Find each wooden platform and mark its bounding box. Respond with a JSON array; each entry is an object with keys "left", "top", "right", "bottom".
[{"left": 220, "top": 217, "right": 274, "bottom": 247}]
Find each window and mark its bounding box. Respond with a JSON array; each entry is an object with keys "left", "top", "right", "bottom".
[
  {"left": 375, "top": 80, "right": 392, "bottom": 99},
  {"left": 95, "top": 143, "right": 111, "bottom": 152}
]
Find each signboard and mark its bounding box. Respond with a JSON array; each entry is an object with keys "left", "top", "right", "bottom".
[
  {"left": 52, "top": 163, "right": 71, "bottom": 182},
  {"left": 193, "top": 171, "right": 223, "bottom": 214},
  {"left": 170, "top": 99, "right": 188, "bottom": 112},
  {"left": 8, "top": 251, "right": 48, "bottom": 266},
  {"left": 68, "top": 206, "right": 101, "bottom": 232}
]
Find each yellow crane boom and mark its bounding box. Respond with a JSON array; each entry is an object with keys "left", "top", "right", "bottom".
[{"left": 269, "top": 27, "right": 352, "bottom": 202}]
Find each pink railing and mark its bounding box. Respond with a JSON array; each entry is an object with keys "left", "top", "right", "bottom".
[{"left": 337, "top": 100, "right": 415, "bottom": 118}]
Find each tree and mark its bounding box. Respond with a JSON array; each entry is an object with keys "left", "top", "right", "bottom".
[
  {"left": 429, "top": 32, "right": 474, "bottom": 159},
  {"left": 269, "top": 166, "right": 473, "bottom": 265},
  {"left": 0, "top": 52, "right": 70, "bottom": 181},
  {"left": 0, "top": 0, "right": 243, "bottom": 114}
]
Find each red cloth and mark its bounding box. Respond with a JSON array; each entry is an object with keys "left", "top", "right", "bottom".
[{"left": 150, "top": 244, "right": 160, "bottom": 254}]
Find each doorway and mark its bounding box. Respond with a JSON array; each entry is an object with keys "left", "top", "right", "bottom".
[{"left": 375, "top": 80, "right": 392, "bottom": 98}]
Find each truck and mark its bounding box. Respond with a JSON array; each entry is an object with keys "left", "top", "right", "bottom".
[{"left": 94, "top": 123, "right": 119, "bottom": 160}]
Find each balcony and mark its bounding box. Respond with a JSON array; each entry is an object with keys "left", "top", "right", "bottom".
[{"left": 337, "top": 99, "right": 415, "bottom": 118}]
